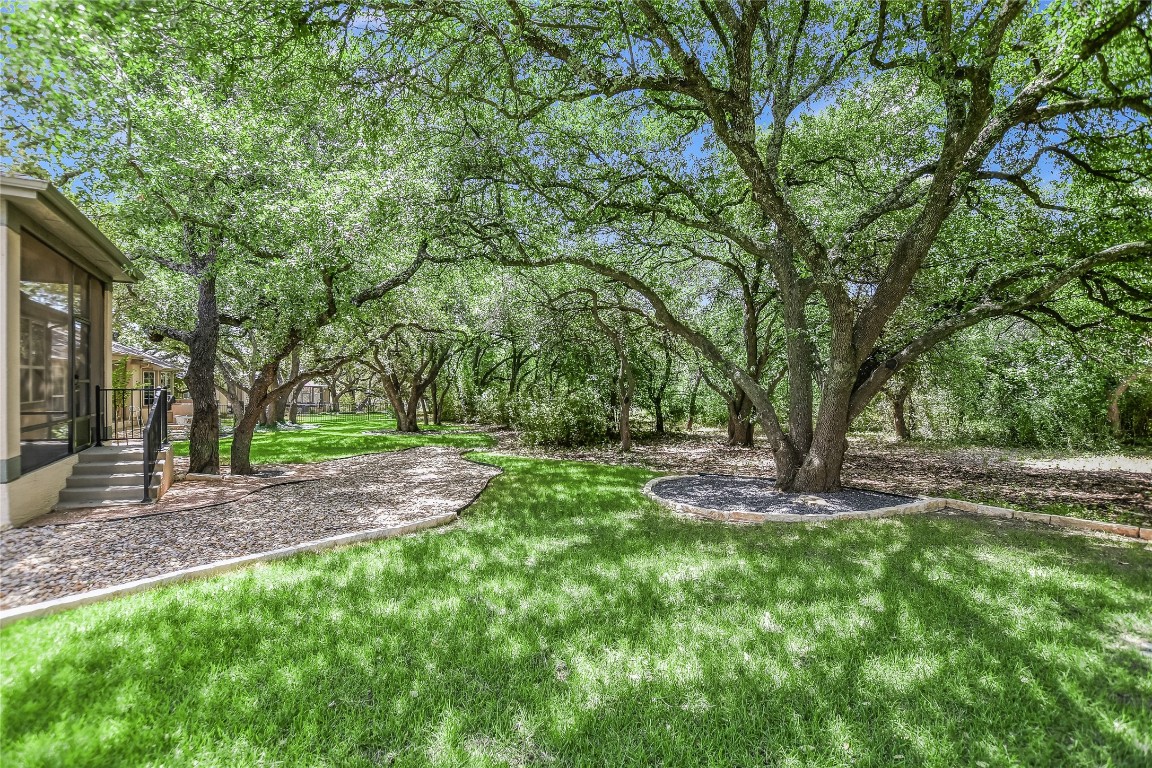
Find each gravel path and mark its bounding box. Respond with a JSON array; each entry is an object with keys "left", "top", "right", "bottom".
[
  {"left": 1, "top": 448, "right": 499, "bottom": 609},
  {"left": 652, "top": 474, "right": 914, "bottom": 516}
]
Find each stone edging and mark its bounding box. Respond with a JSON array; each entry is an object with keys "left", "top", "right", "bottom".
[
  {"left": 643, "top": 475, "right": 1151, "bottom": 541},
  {"left": 0, "top": 512, "right": 459, "bottom": 628}
]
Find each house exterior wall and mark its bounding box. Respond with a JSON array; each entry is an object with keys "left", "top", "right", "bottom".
[
  {"left": 1, "top": 195, "right": 122, "bottom": 528},
  {"left": 0, "top": 455, "right": 79, "bottom": 528},
  {"left": 1, "top": 203, "right": 21, "bottom": 486},
  {"left": 1, "top": 207, "right": 89, "bottom": 526},
  {"left": 113, "top": 358, "right": 172, "bottom": 390}
]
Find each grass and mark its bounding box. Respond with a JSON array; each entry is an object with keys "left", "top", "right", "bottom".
[
  {"left": 170, "top": 415, "right": 493, "bottom": 465},
  {"left": 3, "top": 452, "right": 1151, "bottom": 766}
]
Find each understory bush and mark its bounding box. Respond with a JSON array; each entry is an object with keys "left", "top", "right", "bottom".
[
  {"left": 905, "top": 323, "right": 1123, "bottom": 450},
  {"left": 510, "top": 387, "right": 607, "bottom": 446},
  {"left": 476, "top": 389, "right": 513, "bottom": 427}
]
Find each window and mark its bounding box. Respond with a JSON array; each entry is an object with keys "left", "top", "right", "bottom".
[{"left": 143, "top": 370, "right": 156, "bottom": 406}]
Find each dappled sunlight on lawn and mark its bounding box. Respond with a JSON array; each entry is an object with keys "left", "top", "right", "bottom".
[
  {"left": 2, "top": 454, "right": 1151, "bottom": 766},
  {"left": 170, "top": 416, "right": 492, "bottom": 465}
]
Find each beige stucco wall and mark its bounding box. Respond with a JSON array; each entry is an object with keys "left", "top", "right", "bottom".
[
  {"left": 0, "top": 454, "right": 79, "bottom": 528},
  {"left": 1, "top": 204, "right": 20, "bottom": 482},
  {"left": 159, "top": 446, "right": 174, "bottom": 497},
  {"left": 113, "top": 357, "right": 177, "bottom": 390}
]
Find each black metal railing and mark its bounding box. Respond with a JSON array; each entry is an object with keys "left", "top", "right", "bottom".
[
  {"left": 96, "top": 386, "right": 159, "bottom": 444},
  {"left": 142, "top": 388, "right": 168, "bottom": 502}
]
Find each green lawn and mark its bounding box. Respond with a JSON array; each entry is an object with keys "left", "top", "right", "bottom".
[
  {"left": 170, "top": 416, "right": 493, "bottom": 465},
  {"left": 3, "top": 454, "right": 1151, "bottom": 767}
]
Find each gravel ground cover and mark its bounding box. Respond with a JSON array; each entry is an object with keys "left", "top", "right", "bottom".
[
  {"left": 25, "top": 460, "right": 332, "bottom": 526},
  {"left": 652, "top": 474, "right": 914, "bottom": 515},
  {"left": 0, "top": 447, "right": 499, "bottom": 609}
]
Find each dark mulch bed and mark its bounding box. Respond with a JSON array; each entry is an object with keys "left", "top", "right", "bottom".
[{"left": 652, "top": 474, "right": 914, "bottom": 516}]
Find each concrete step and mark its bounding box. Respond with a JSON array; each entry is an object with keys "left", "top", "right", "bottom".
[
  {"left": 54, "top": 498, "right": 150, "bottom": 510},
  {"left": 71, "top": 460, "right": 148, "bottom": 475},
  {"left": 78, "top": 447, "right": 146, "bottom": 462},
  {"left": 53, "top": 447, "right": 169, "bottom": 510},
  {"left": 66, "top": 472, "right": 147, "bottom": 488},
  {"left": 57, "top": 485, "right": 155, "bottom": 504}
]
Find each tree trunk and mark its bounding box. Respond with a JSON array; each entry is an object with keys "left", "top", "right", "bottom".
[
  {"left": 395, "top": 406, "right": 417, "bottom": 431},
  {"left": 270, "top": 352, "right": 297, "bottom": 424},
  {"left": 288, "top": 379, "right": 307, "bottom": 424},
  {"left": 185, "top": 277, "right": 221, "bottom": 474},
  {"left": 889, "top": 376, "right": 915, "bottom": 441},
  {"left": 685, "top": 371, "right": 702, "bottom": 431},
  {"left": 726, "top": 395, "right": 754, "bottom": 447},
  {"left": 431, "top": 379, "right": 444, "bottom": 425},
  {"left": 230, "top": 362, "right": 278, "bottom": 475},
  {"left": 229, "top": 407, "right": 262, "bottom": 475},
  {"left": 619, "top": 361, "right": 634, "bottom": 452},
  {"left": 382, "top": 375, "right": 419, "bottom": 432},
  {"left": 892, "top": 394, "right": 911, "bottom": 441},
  {"left": 604, "top": 329, "right": 634, "bottom": 452},
  {"left": 653, "top": 395, "right": 664, "bottom": 435},
  {"left": 1110, "top": 369, "right": 1150, "bottom": 440},
  {"left": 394, "top": 398, "right": 418, "bottom": 431},
  {"left": 774, "top": 318, "right": 857, "bottom": 492},
  {"left": 404, "top": 391, "right": 423, "bottom": 432}
]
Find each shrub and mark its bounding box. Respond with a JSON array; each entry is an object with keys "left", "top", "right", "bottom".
[
  {"left": 476, "top": 389, "right": 513, "bottom": 427},
  {"left": 511, "top": 387, "right": 607, "bottom": 446}
]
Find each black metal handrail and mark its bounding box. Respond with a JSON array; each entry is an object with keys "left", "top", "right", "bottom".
[{"left": 142, "top": 388, "right": 168, "bottom": 502}]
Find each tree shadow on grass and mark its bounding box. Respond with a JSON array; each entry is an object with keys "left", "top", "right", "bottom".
[
  {"left": 2, "top": 455, "right": 1150, "bottom": 767},
  {"left": 170, "top": 417, "right": 493, "bottom": 466}
]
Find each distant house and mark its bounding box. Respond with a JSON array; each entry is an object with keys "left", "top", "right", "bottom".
[
  {"left": 296, "top": 381, "right": 332, "bottom": 409},
  {"left": 111, "top": 340, "right": 181, "bottom": 405},
  {"left": 1, "top": 175, "right": 135, "bottom": 527}
]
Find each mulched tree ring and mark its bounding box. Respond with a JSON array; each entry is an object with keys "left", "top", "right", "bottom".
[{"left": 645, "top": 473, "right": 940, "bottom": 523}]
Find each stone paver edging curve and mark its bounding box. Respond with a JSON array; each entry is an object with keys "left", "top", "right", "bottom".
[{"left": 644, "top": 474, "right": 1152, "bottom": 540}]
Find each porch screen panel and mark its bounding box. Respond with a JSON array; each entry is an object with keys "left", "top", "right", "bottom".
[{"left": 19, "top": 238, "right": 72, "bottom": 470}]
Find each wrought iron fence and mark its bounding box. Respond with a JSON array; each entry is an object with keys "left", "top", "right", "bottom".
[{"left": 293, "top": 399, "right": 392, "bottom": 424}]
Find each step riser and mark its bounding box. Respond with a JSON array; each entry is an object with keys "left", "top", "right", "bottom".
[
  {"left": 61, "top": 477, "right": 160, "bottom": 494},
  {"left": 67, "top": 475, "right": 146, "bottom": 488},
  {"left": 72, "top": 462, "right": 147, "bottom": 474},
  {"left": 58, "top": 489, "right": 155, "bottom": 503},
  {"left": 78, "top": 454, "right": 146, "bottom": 463}
]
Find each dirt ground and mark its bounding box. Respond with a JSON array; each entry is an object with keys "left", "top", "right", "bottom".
[{"left": 493, "top": 430, "right": 1152, "bottom": 527}]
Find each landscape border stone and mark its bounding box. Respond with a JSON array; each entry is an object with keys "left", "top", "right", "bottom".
[
  {"left": 644, "top": 474, "right": 1150, "bottom": 540},
  {"left": 0, "top": 512, "right": 458, "bottom": 628}
]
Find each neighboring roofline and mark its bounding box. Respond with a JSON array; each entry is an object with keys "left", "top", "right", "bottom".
[
  {"left": 111, "top": 341, "right": 182, "bottom": 371},
  {"left": 1, "top": 174, "right": 134, "bottom": 281}
]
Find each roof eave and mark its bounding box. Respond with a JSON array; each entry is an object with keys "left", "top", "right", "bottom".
[{"left": 2, "top": 174, "right": 135, "bottom": 283}]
